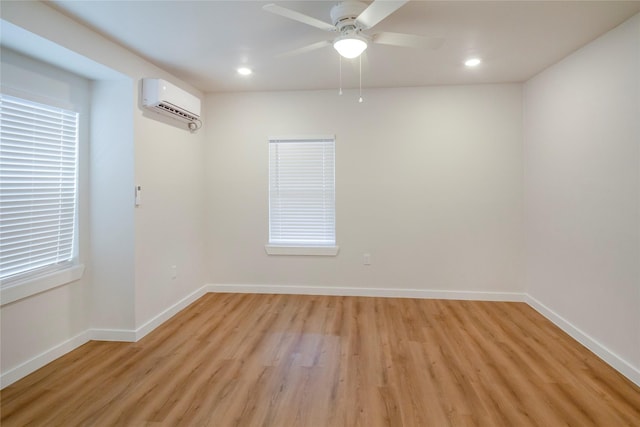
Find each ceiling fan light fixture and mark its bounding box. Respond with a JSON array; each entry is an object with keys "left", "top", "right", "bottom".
[{"left": 333, "top": 35, "right": 368, "bottom": 59}]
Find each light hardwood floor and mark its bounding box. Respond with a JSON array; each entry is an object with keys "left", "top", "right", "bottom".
[{"left": 1, "top": 293, "right": 639, "bottom": 426}]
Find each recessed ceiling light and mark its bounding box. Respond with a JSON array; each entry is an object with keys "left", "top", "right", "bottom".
[
  {"left": 237, "top": 67, "right": 252, "bottom": 76},
  {"left": 465, "top": 58, "right": 482, "bottom": 67}
]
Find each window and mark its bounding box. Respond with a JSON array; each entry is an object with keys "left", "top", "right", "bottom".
[
  {"left": 267, "top": 136, "right": 338, "bottom": 256},
  {"left": 0, "top": 93, "right": 79, "bottom": 284}
]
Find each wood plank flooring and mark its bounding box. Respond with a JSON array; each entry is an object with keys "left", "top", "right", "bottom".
[{"left": 2, "top": 293, "right": 639, "bottom": 426}]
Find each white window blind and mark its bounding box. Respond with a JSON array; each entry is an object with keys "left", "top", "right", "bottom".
[
  {"left": 269, "top": 136, "right": 335, "bottom": 247},
  {"left": 0, "top": 93, "right": 79, "bottom": 282}
]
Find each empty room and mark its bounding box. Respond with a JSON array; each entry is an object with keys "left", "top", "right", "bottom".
[{"left": 1, "top": 1, "right": 639, "bottom": 425}]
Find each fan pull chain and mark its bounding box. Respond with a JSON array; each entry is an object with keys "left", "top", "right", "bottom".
[
  {"left": 358, "top": 55, "right": 363, "bottom": 103},
  {"left": 339, "top": 55, "right": 343, "bottom": 96}
]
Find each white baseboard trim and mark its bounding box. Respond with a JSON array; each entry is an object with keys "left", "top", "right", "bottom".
[
  {"left": 89, "top": 328, "right": 137, "bottom": 342},
  {"left": 89, "top": 285, "right": 210, "bottom": 342},
  {"left": 526, "top": 294, "right": 640, "bottom": 387},
  {"left": 206, "top": 283, "right": 525, "bottom": 302},
  {"left": 1, "top": 285, "right": 210, "bottom": 389},
  {"left": 1, "top": 331, "right": 90, "bottom": 389},
  {"left": 134, "top": 285, "right": 209, "bottom": 341},
  {"left": 4, "top": 285, "right": 637, "bottom": 390},
  {"left": 209, "top": 284, "right": 639, "bottom": 386}
]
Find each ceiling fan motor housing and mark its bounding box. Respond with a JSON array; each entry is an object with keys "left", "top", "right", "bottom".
[{"left": 330, "top": 1, "right": 368, "bottom": 32}]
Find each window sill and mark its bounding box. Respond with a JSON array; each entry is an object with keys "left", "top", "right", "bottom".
[
  {"left": 0, "top": 264, "right": 85, "bottom": 306},
  {"left": 265, "top": 245, "right": 340, "bottom": 256}
]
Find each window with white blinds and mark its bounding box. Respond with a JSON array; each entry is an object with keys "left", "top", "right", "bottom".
[
  {"left": 0, "top": 93, "right": 79, "bottom": 282},
  {"left": 268, "top": 136, "right": 336, "bottom": 247}
]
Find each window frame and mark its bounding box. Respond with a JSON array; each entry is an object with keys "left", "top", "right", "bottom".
[
  {"left": 0, "top": 92, "right": 84, "bottom": 305},
  {"left": 265, "top": 135, "right": 339, "bottom": 256}
]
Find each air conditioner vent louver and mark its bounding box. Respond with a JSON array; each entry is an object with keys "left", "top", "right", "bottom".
[
  {"left": 142, "top": 78, "right": 201, "bottom": 127},
  {"left": 156, "top": 102, "right": 199, "bottom": 122}
]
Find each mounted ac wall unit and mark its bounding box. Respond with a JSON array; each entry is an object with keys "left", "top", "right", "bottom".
[{"left": 142, "top": 78, "right": 201, "bottom": 127}]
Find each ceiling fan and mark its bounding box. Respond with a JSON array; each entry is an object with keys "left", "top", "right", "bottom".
[{"left": 263, "top": 0, "right": 444, "bottom": 59}]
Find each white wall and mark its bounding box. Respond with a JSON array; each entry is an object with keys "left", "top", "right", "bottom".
[
  {"left": 524, "top": 14, "right": 640, "bottom": 382},
  {"left": 133, "top": 98, "right": 208, "bottom": 327},
  {"left": 0, "top": 48, "right": 91, "bottom": 376},
  {"left": 1, "top": 1, "right": 208, "bottom": 385},
  {"left": 205, "top": 85, "right": 523, "bottom": 296},
  {"left": 89, "top": 79, "right": 136, "bottom": 332},
  {"left": 2, "top": 0, "right": 637, "bottom": 390}
]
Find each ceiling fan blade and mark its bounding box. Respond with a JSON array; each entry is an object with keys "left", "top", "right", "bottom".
[
  {"left": 263, "top": 4, "right": 336, "bottom": 32},
  {"left": 373, "top": 32, "right": 444, "bottom": 50},
  {"left": 276, "top": 40, "right": 332, "bottom": 58},
  {"left": 356, "top": 0, "right": 409, "bottom": 30}
]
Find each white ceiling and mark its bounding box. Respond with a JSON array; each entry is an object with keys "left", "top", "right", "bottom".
[{"left": 48, "top": 1, "right": 640, "bottom": 93}]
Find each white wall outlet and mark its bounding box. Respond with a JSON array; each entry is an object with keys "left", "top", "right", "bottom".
[
  {"left": 170, "top": 265, "right": 177, "bottom": 279},
  {"left": 363, "top": 253, "right": 371, "bottom": 266}
]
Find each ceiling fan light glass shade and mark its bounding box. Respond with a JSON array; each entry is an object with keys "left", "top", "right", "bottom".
[{"left": 333, "top": 36, "right": 368, "bottom": 59}]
